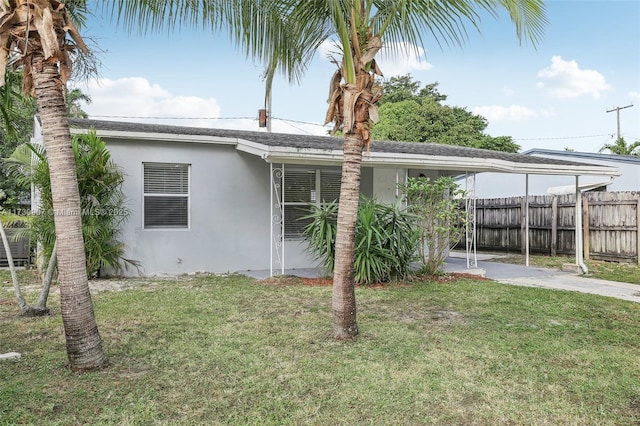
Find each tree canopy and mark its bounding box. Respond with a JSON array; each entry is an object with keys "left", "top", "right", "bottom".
[
  {"left": 372, "top": 74, "right": 521, "bottom": 153},
  {"left": 599, "top": 137, "right": 640, "bottom": 156}
]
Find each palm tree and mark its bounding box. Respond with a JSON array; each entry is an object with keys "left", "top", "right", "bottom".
[
  {"left": 0, "top": 1, "right": 107, "bottom": 370},
  {"left": 66, "top": 87, "right": 91, "bottom": 118},
  {"left": 111, "top": 0, "right": 547, "bottom": 340},
  {"left": 274, "top": 0, "right": 547, "bottom": 339},
  {"left": 599, "top": 137, "right": 640, "bottom": 156}
]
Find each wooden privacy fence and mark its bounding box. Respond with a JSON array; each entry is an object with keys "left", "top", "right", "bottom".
[{"left": 461, "top": 191, "right": 640, "bottom": 263}]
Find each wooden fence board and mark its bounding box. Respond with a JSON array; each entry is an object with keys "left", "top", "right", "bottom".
[{"left": 460, "top": 191, "right": 640, "bottom": 263}]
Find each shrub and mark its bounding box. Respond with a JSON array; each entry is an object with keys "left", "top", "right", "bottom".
[
  {"left": 400, "top": 176, "right": 466, "bottom": 275},
  {"left": 5, "top": 129, "right": 133, "bottom": 277},
  {"left": 302, "top": 197, "right": 419, "bottom": 284}
]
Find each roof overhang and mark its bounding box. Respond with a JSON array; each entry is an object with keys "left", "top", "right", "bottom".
[
  {"left": 68, "top": 121, "right": 621, "bottom": 178},
  {"left": 237, "top": 140, "right": 621, "bottom": 177}
]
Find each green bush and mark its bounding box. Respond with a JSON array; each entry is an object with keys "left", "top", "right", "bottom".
[
  {"left": 5, "top": 129, "right": 133, "bottom": 277},
  {"left": 400, "top": 176, "right": 466, "bottom": 275},
  {"left": 302, "top": 197, "right": 419, "bottom": 284}
]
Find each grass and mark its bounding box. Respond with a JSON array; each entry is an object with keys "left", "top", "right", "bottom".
[
  {"left": 1, "top": 272, "right": 640, "bottom": 425},
  {"left": 487, "top": 252, "right": 640, "bottom": 284}
]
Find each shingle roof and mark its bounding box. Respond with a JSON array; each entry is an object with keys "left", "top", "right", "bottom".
[{"left": 69, "top": 118, "right": 597, "bottom": 169}]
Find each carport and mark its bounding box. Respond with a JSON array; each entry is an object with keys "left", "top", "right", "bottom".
[{"left": 236, "top": 135, "right": 621, "bottom": 275}]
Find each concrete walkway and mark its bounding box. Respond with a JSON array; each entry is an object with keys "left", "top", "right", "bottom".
[
  {"left": 444, "top": 252, "right": 640, "bottom": 303},
  {"left": 243, "top": 253, "right": 640, "bottom": 303}
]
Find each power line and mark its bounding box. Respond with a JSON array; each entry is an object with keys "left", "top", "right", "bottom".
[{"left": 89, "top": 115, "right": 257, "bottom": 121}]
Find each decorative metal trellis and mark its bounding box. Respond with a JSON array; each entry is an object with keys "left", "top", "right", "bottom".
[
  {"left": 270, "top": 163, "right": 284, "bottom": 276},
  {"left": 464, "top": 172, "right": 478, "bottom": 269}
]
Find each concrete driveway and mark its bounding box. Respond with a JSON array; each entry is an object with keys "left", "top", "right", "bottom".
[{"left": 445, "top": 252, "right": 640, "bottom": 303}]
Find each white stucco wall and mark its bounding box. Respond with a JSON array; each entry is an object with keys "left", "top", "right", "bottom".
[
  {"left": 106, "top": 139, "right": 387, "bottom": 276},
  {"left": 108, "top": 139, "right": 276, "bottom": 276}
]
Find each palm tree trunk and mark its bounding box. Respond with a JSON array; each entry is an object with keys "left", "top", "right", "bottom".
[
  {"left": 31, "top": 53, "right": 107, "bottom": 371},
  {"left": 332, "top": 133, "right": 363, "bottom": 339},
  {"left": 34, "top": 239, "right": 57, "bottom": 312},
  {"left": 0, "top": 219, "right": 28, "bottom": 313}
]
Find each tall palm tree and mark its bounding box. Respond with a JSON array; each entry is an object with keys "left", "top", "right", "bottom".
[
  {"left": 0, "top": 0, "right": 107, "bottom": 370},
  {"left": 111, "top": 0, "right": 547, "bottom": 340},
  {"left": 276, "top": 0, "right": 547, "bottom": 339}
]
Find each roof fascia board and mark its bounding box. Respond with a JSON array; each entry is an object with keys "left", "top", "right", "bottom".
[
  {"left": 256, "top": 147, "right": 621, "bottom": 177},
  {"left": 70, "top": 128, "right": 238, "bottom": 145}
]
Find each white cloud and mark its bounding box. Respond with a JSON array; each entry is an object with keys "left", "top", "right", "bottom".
[
  {"left": 472, "top": 105, "right": 538, "bottom": 122},
  {"left": 73, "top": 77, "right": 328, "bottom": 135},
  {"left": 376, "top": 42, "right": 432, "bottom": 76},
  {"left": 536, "top": 56, "right": 611, "bottom": 99},
  {"left": 628, "top": 91, "right": 640, "bottom": 101},
  {"left": 318, "top": 39, "right": 432, "bottom": 77},
  {"left": 74, "top": 77, "right": 222, "bottom": 128}
]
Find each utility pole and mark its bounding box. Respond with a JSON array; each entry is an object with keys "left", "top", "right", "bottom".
[{"left": 606, "top": 104, "right": 633, "bottom": 140}]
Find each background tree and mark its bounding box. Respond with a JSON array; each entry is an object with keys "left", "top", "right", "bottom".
[
  {"left": 599, "top": 137, "right": 640, "bottom": 156},
  {"left": 0, "top": 72, "right": 91, "bottom": 212},
  {"left": 0, "top": 71, "right": 37, "bottom": 211},
  {"left": 373, "top": 75, "right": 521, "bottom": 153},
  {"left": 66, "top": 87, "right": 91, "bottom": 118}
]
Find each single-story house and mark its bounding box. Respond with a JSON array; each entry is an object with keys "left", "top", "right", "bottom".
[
  {"left": 457, "top": 149, "right": 640, "bottom": 198},
  {"left": 32, "top": 118, "right": 620, "bottom": 276}
]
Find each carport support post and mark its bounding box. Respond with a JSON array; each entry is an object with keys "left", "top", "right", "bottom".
[
  {"left": 525, "top": 174, "right": 530, "bottom": 267},
  {"left": 270, "top": 163, "right": 273, "bottom": 276},
  {"left": 575, "top": 176, "right": 588, "bottom": 273},
  {"left": 281, "top": 165, "right": 285, "bottom": 275}
]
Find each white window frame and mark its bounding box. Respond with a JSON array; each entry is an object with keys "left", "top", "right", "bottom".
[
  {"left": 142, "top": 162, "right": 190, "bottom": 230},
  {"left": 282, "top": 167, "right": 341, "bottom": 239}
]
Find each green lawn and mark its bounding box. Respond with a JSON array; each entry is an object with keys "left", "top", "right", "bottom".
[{"left": 1, "top": 273, "right": 639, "bottom": 425}]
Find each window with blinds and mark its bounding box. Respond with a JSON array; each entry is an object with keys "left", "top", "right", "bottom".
[
  {"left": 143, "top": 163, "right": 190, "bottom": 229},
  {"left": 282, "top": 168, "right": 341, "bottom": 239}
]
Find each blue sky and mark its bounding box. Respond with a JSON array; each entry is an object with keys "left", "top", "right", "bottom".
[{"left": 76, "top": 0, "right": 640, "bottom": 152}]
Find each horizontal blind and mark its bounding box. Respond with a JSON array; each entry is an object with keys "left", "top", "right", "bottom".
[
  {"left": 144, "top": 196, "right": 188, "bottom": 228},
  {"left": 144, "top": 163, "right": 189, "bottom": 194},
  {"left": 143, "top": 163, "right": 189, "bottom": 228},
  {"left": 281, "top": 167, "right": 340, "bottom": 239},
  {"left": 283, "top": 169, "right": 315, "bottom": 203},
  {"left": 284, "top": 205, "right": 313, "bottom": 238},
  {"left": 320, "top": 170, "right": 341, "bottom": 203}
]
